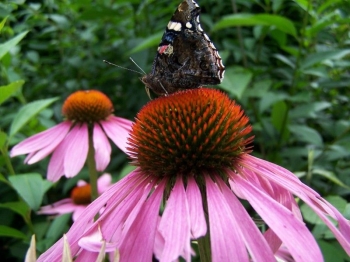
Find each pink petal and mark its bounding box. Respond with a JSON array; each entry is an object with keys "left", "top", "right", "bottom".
[
  {"left": 64, "top": 124, "right": 89, "bottom": 178},
  {"left": 242, "top": 155, "right": 350, "bottom": 255},
  {"left": 234, "top": 175, "right": 323, "bottom": 262},
  {"left": 38, "top": 170, "right": 143, "bottom": 262},
  {"left": 72, "top": 206, "right": 88, "bottom": 222},
  {"left": 93, "top": 124, "right": 111, "bottom": 172},
  {"left": 101, "top": 116, "right": 132, "bottom": 154},
  {"left": 79, "top": 230, "right": 117, "bottom": 253},
  {"left": 97, "top": 173, "right": 112, "bottom": 194},
  {"left": 74, "top": 250, "right": 98, "bottom": 262},
  {"left": 10, "top": 122, "right": 70, "bottom": 157},
  {"left": 218, "top": 179, "right": 276, "bottom": 261},
  {"left": 47, "top": 139, "right": 67, "bottom": 182},
  {"left": 206, "top": 176, "right": 249, "bottom": 262},
  {"left": 38, "top": 199, "right": 77, "bottom": 215},
  {"left": 186, "top": 176, "right": 206, "bottom": 238},
  {"left": 119, "top": 180, "right": 164, "bottom": 262},
  {"left": 158, "top": 176, "right": 191, "bottom": 261}
]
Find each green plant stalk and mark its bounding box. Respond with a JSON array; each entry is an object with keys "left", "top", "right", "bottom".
[
  {"left": 87, "top": 125, "right": 98, "bottom": 202},
  {"left": 1, "top": 147, "right": 16, "bottom": 176},
  {"left": 197, "top": 184, "right": 212, "bottom": 262}
]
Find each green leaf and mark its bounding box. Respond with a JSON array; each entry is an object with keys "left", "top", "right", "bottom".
[
  {"left": 46, "top": 214, "right": 71, "bottom": 241},
  {"left": 289, "top": 125, "right": 323, "bottom": 147},
  {"left": 8, "top": 174, "right": 54, "bottom": 211},
  {"left": 301, "top": 203, "right": 323, "bottom": 225},
  {"left": 0, "top": 80, "right": 25, "bottom": 105},
  {"left": 9, "top": 97, "right": 59, "bottom": 138},
  {"left": 0, "top": 16, "right": 8, "bottom": 32},
  {"left": 300, "top": 49, "right": 350, "bottom": 69},
  {"left": 258, "top": 92, "right": 287, "bottom": 113},
  {"left": 313, "top": 169, "right": 350, "bottom": 189},
  {"left": 219, "top": 66, "right": 252, "bottom": 99},
  {"left": 324, "top": 196, "right": 347, "bottom": 213},
  {"left": 0, "top": 225, "right": 27, "bottom": 239},
  {"left": 0, "top": 31, "right": 29, "bottom": 60},
  {"left": 271, "top": 101, "right": 289, "bottom": 142},
  {"left": 128, "top": 31, "right": 163, "bottom": 54},
  {"left": 213, "top": 14, "right": 297, "bottom": 37},
  {"left": 289, "top": 101, "right": 331, "bottom": 119},
  {"left": 0, "top": 201, "right": 30, "bottom": 219}
]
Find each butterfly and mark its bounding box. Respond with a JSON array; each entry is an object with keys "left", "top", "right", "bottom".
[{"left": 141, "top": 0, "right": 225, "bottom": 96}]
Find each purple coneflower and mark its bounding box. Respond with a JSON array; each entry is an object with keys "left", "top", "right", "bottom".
[
  {"left": 38, "top": 173, "right": 112, "bottom": 221},
  {"left": 38, "top": 88, "right": 350, "bottom": 262},
  {"left": 11, "top": 90, "right": 132, "bottom": 182}
]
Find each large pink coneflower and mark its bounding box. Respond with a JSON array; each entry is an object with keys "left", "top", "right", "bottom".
[
  {"left": 38, "top": 88, "right": 350, "bottom": 262},
  {"left": 11, "top": 90, "right": 132, "bottom": 182},
  {"left": 38, "top": 173, "right": 112, "bottom": 221}
]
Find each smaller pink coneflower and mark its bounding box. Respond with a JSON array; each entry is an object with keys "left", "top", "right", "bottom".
[
  {"left": 38, "top": 174, "right": 112, "bottom": 221},
  {"left": 11, "top": 90, "right": 132, "bottom": 182},
  {"left": 38, "top": 88, "right": 350, "bottom": 262}
]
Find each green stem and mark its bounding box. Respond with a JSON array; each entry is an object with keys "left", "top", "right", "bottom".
[
  {"left": 1, "top": 146, "right": 16, "bottom": 176},
  {"left": 87, "top": 125, "right": 98, "bottom": 202},
  {"left": 197, "top": 183, "right": 212, "bottom": 262}
]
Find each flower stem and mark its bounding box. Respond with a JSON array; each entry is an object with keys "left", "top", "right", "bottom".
[
  {"left": 87, "top": 125, "right": 98, "bottom": 202},
  {"left": 197, "top": 184, "right": 212, "bottom": 262}
]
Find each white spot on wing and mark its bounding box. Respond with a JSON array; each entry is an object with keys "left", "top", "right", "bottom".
[
  {"left": 210, "top": 42, "right": 216, "bottom": 49},
  {"left": 198, "top": 23, "right": 203, "bottom": 32},
  {"left": 168, "top": 21, "right": 182, "bottom": 31},
  {"left": 196, "top": 16, "right": 200, "bottom": 23},
  {"left": 186, "top": 22, "right": 192, "bottom": 28},
  {"left": 204, "top": 33, "right": 210, "bottom": 41}
]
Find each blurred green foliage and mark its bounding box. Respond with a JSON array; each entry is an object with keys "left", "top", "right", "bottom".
[{"left": 0, "top": 0, "right": 349, "bottom": 260}]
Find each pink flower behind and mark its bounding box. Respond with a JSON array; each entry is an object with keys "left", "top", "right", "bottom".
[
  {"left": 11, "top": 90, "right": 132, "bottom": 182},
  {"left": 38, "top": 174, "right": 112, "bottom": 221},
  {"left": 38, "top": 89, "right": 350, "bottom": 262}
]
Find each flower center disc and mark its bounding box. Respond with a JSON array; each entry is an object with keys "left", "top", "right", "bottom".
[
  {"left": 71, "top": 184, "right": 92, "bottom": 205},
  {"left": 62, "top": 90, "right": 114, "bottom": 123},
  {"left": 128, "top": 88, "right": 253, "bottom": 177}
]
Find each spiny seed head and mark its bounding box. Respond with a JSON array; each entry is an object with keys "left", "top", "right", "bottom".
[
  {"left": 62, "top": 90, "right": 114, "bottom": 123},
  {"left": 128, "top": 88, "right": 253, "bottom": 178},
  {"left": 70, "top": 184, "right": 91, "bottom": 205}
]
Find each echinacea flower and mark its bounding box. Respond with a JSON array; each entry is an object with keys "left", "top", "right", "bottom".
[
  {"left": 38, "top": 173, "right": 112, "bottom": 221},
  {"left": 11, "top": 90, "right": 132, "bottom": 182},
  {"left": 38, "top": 88, "right": 350, "bottom": 262}
]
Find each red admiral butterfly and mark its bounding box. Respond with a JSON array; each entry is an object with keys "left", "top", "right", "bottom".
[{"left": 141, "top": 0, "right": 225, "bottom": 96}]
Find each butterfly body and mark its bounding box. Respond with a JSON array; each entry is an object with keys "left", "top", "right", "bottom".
[{"left": 141, "top": 0, "right": 225, "bottom": 96}]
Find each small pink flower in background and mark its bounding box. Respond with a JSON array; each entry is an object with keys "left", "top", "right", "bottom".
[
  {"left": 38, "top": 174, "right": 112, "bottom": 221},
  {"left": 11, "top": 90, "right": 132, "bottom": 182},
  {"left": 38, "top": 89, "right": 350, "bottom": 262}
]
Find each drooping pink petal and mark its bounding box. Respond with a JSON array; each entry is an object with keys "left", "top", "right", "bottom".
[
  {"left": 97, "top": 173, "right": 112, "bottom": 194},
  {"left": 72, "top": 206, "right": 89, "bottom": 222},
  {"left": 241, "top": 155, "right": 350, "bottom": 255},
  {"left": 37, "top": 170, "right": 144, "bottom": 262},
  {"left": 234, "top": 174, "right": 323, "bottom": 262},
  {"left": 119, "top": 180, "right": 165, "bottom": 262},
  {"left": 93, "top": 124, "right": 111, "bottom": 172},
  {"left": 64, "top": 124, "right": 89, "bottom": 178},
  {"left": 186, "top": 176, "right": 206, "bottom": 238},
  {"left": 101, "top": 116, "right": 132, "bottom": 154},
  {"left": 218, "top": 179, "right": 276, "bottom": 261},
  {"left": 205, "top": 176, "right": 249, "bottom": 262},
  {"left": 158, "top": 176, "right": 191, "bottom": 262},
  {"left": 99, "top": 173, "right": 153, "bottom": 244},
  {"left": 74, "top": 249, "right": 98, "bottom": 262},
  {"left": 10, "top": 122, "right": 71, "bottom": 157}
]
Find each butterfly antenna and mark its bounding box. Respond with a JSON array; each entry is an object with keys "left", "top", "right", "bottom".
[
  {"left": 158, "top": 80, "right": 169, "bottom": 96},
  {"left": 103, "top": 60, "right": 143, "bottom": 75},
  {"left": 129, "top": 57, "right": 146, "bottom": 75}
]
